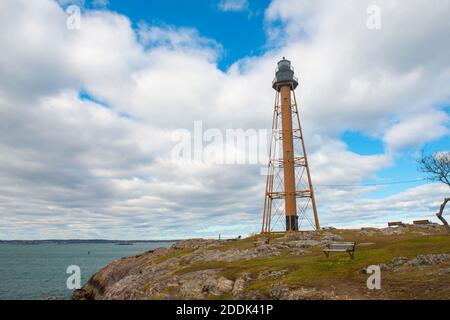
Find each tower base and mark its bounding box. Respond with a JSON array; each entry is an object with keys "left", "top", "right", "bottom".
[{"left": 286, "top": 215, "right": 299, "bottom": 232}]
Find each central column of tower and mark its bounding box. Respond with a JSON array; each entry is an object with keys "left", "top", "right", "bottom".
[{"left": 280, "top": 84, "right": 298, "bottom": 231}]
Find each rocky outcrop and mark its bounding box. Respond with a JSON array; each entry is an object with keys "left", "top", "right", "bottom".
[
  {"left": 72, "top": 230, "right": 345, "bottom": 300},
  {"left": 270, "top": 287, "right": 336, "bottom": 300},
  {"left": 171, "top": 239, "right": 220, "bottom": 250},
  {"left": 379, "top": 253, "right": 450, "bottom": 271},
  {"left": 181, "top": 245, "right": 282, "bottom": 264},
  {"left": 232, "top": 272, "right": 253, "bottom": 297},
  {"left": 360, "top": 253, "right": 450, "bottom": 273},
  {"left": 359, "top": 223, "right": 444, "bottom": 237},
  {"left": 178, "top": 270, "right": 233, "bottom": 299},
  {"left": 72, "top": 224, "right": 448, "bottom": 300}
]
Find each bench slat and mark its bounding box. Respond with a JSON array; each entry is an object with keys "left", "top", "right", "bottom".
[
  {"left": 323, "top": 242, "right": 356, "bottom": 259},
  {"left": 328, "top": 242, "right": 355, "bottom": 250}
]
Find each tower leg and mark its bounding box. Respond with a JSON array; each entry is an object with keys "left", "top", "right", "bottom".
[
  {"left": 262, "top": 92, "right": 279, "bottom": 234},
  {"left": 292, "top": 90, "right": 320, "bottom": 231}
]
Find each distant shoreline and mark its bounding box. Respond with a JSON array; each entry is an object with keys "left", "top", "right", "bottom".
[{"left": 0, "top": 240, "right": 180, "bottom": 245}]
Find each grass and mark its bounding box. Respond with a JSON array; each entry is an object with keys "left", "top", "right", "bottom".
[
  {"left": 149, "top": 248, "right": 196, "bottom": 266},
  {"left": 146, "top": 228, "right": 450, "bottom": 299}
]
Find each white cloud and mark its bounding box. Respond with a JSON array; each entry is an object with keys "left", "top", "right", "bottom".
[
  {"left": 310, "top": 139, "right": 391, "bottom": 187},
  {"left": 264, "top": 0, "right": 450, "bottom": 136},
  {"left": 0, "top": 0, "right": 449, "bottom": 239},
  {"left": 217, "top": 0, "right": 249, "bottom": 12},
  {"left": 384, "top": 111, "right": 449, "bottom": 151},
  {"left": 321, "top": 183, "right": 450, "bottom": 228},
  {"left": 138, "top": 24, "right": 222, "bottom": 60}
]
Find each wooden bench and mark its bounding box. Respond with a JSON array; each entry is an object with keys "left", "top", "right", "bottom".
[
  {"left": 413, "top": 220, "right": 431, "bottom": 225},
  {"left": 323, "top": 242, "right": 356, "bottom": 259},
  {"left": 388, "top": 221, "right": 405, "bottom": 227}
]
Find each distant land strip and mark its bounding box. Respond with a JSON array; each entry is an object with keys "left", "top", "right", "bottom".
[{"left": 0, "top": 239, "right": 181, "bottom": 245}]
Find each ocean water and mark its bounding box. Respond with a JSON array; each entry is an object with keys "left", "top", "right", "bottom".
[{"left": 0, "top": 242, "right": 174, "bottom": 300}]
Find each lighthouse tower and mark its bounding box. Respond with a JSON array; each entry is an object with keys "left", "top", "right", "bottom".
[{"left": 261, "top": 58, "right": 320, "bottom": 233}]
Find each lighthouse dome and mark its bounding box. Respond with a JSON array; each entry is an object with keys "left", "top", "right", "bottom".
[{"left": 272, "top": 57, "right": 299, "bottom": 91}]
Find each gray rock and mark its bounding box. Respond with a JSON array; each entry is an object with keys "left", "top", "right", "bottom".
[
  {"left": 182, "top": 245, "right": 281, "bottom": 264},
  {"left": 290, "top": 248, "right": 308, "bottom": 256},
  {"left": 151, "top": 247, "right": 169, "bottom": 256},
  {"left": 359, "top": 228, "right": 378, "bottom": 236},
  {"left": 232, "top": 273, "right": 254, "bottom": 297},
  {"left": 321, "top": 233, "right": 343, "bottom": 242},
  {"left": 391, "top": 256, "right": 409, "bottom": 266},
  {"left": 406, "top": 254, "right": 450, "bottom": 266},
  {"left": 270, "top": 287, "right": 289, "bottom": 300},
  {"left": 270, "top": 286, "right": 335, "bottom": 300},
  {"left": 255, "top": 237, "right": 269, "bottom": 246},
  {"left": 180, "top": 280, "right": 205, "bottom": 299},
  {"left": 171, "top": 239, "right": 218, "bottom": 250},
  {"left": 287, "top": 288, "right": 335, "bottom": 300},
  {"left": 359, "top": 230, "right": 370, "bottom": 237},
  {"left": 286, "top": 240, "right": 320, "bottom": 248},
  {"left": 379, "top": 228, "right": 405, "bottom": 236},
  {"left": 378, "top": 263, "right": 391, "bottom": 271},
  {"left": 179, "top": 270, "right": 221, "bottom": 299},
  {"left": 216, "top": 277, "right": 234, "bottom": 294},
  {"left": 259, "top": 269, "right": 288, "bottom": 279},
  {"left": 240, "top": 290, "right": 266, "bottom": 300},
  {"left": 280, "top": 232, "right": 316, "bottom": 242},
  {"left": 377, "top": 254, "right": 450, "bottom": 272},
  {"left": 271, "top": 243, "right": 290, "bottom": 250},
  {"left": 72, "top": 289, "right": 92, "bottom": 300}
]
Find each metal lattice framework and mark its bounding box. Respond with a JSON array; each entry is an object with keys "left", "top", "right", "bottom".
[{"left": 261, "top": 86, "right": 320, "bottom": 233}]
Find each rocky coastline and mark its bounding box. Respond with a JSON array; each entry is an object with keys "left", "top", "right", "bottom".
[{"left": 73, "top": 224, "right": 450, "bottom": 300}]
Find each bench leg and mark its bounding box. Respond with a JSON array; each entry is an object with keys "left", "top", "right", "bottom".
[
  {"left": 349, "top": 251, "right": 354, "bottom": 260},
  {"left": 324, "top": 251, "right": 329, "bottom": 258}
]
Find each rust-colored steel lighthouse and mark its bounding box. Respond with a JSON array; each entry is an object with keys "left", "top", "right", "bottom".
[{"left": 261, "top": 58, "right": 320, "bottom": 233}]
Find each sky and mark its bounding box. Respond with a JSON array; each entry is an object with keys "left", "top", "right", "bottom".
[{"left": 0, "top": 0, "right": 449, "bottom": 240}]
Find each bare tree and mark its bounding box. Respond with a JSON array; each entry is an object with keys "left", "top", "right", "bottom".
[{"left": 418, "top": 151, "right": 450, "bottom": 234}]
